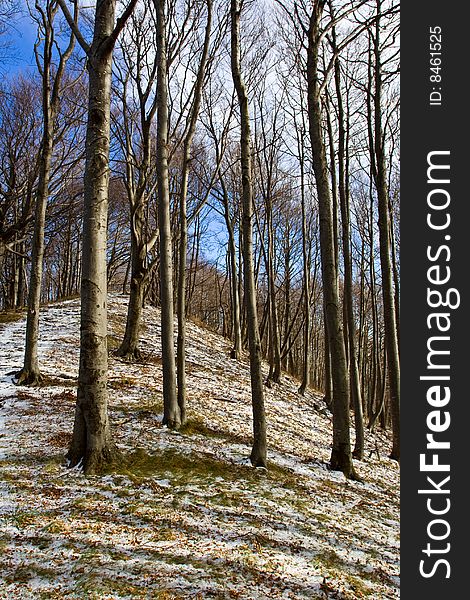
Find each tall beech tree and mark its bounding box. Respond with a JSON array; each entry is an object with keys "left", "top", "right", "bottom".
[
  {"left": 58, "top": 0, "right": 137, "bottom": 473},
  {"left": 176, "top": 0, "right": 213, "bottom": 427},
  {"left": 154, "top": 0, "right": 179, "bottom": 428},
  {"left": 16, "top": 0, "right": 77, "bottom": 386},
  {"left": 305, "top": 0, "right": 355, "bottom": 477},
  {"left": 368, "top": 0, "right": 400, "bottom": 460},
  {"left": 231, "top": 0, "right": 267, "bottom": 468},
  {"left": 329, "top": 18, "right": 364, "bottom": 460},
  {"left": 113, "top": 4, "right": 159, "bottom": 361}
]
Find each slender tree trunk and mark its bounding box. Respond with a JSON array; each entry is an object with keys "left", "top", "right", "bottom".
[
  {"left": 323, "top": 307, "right": 332, "bottom": 407},
  {"left": 231, "top": 0, "right": 266, "bottom": 467},
  {"left": 176, "top": 160, "right": 189, "bottom": 424},
  {"left": 16, "top": 130, "right": 53, "bottom": 385},
  {"left": 17, "top": 1, "right": 75, "bottom": 385},
  {"left": 221, "top": 181, "right": 243, "bottom": 359},
  {"left": 18, "top": 131, "right": 52, "bottom": 385},
  {"left": 117, "top": 223, "right": 146, "bottom": 360},
  {"left": 122, "top": 257, "right": 130, "bottom": 294},
  {"left": 155, "top": 0, "right": 179, "bottom": 429},
  {"left": 298, "top": 133, "right": 310, "bottom": 395},
  {"left": 332, "top": 49, "right": 364, "bottom": 460},
  {"left": 266, "top": 204, "right": 281, "bottom": 383},
  {"left": 371, "top": 4, "right": 400, "bottom": 460},
  {"left": 306, "top": 1, "right": 355, "bottom": 478},
  {"left": 176, "top": 0, "right": 212, "bottom": 426},
  {"left": 188, "top": 213, "right": 200, "bottom": 312},
  {"left": 16, "top": 244, "right": 25, "bottom": 308},
  {"left": 390, "top": 205, "right": 400, "bottom": 350},
  {"left": 281, "top": 224, "right": 291, "bottom": 371},
  {"left": 11, "top": 242, "right": 19, "bottom": 309}
]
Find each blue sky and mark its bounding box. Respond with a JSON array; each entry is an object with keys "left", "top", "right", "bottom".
[{"left": 2, "top": 4, "right": 39, "bottom": 76}]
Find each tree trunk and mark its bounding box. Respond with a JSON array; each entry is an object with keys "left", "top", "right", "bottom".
[
  {"left": 231, "top": 0, "right": 267, "bottom": 468},
  {"left": 221, "top": 180, "right": 242, "bottom": 360},
  {"left": 176, "top": 160, "right": 189, "bottom": 425},
  {"left": 117, "top": 224, "right": 146, "bottom": 361},
  {"left": 266, "top": 204, "right": 281, "bottom": 383},
  {"left": 371, "top": 4, "right": 400, "bottom": 460},
  {"left": 155, "top": 0, "right": 179, "bottom": 429},
  {"left": 176, "top": 0, "right": 212, "bottom": 426},
  {"left": 332, "top": 48, "right": 364, "bottom": 460},
  {"left": 61, "top": 0, "right": 136, "bottom": 474},
  {"left": 298, "top": 132, "right": 310, "bottom": 396},
  {"left": 306, "top": 1, "right": 355, "bottom": 478},
  {"left": 281, "top": 223, "right": 291, "bottom": 371},
  {"left": 18, "top": 0, "right": 76, "bottom": 385},
  {"left": 16, "top": 130, "right": 53, "bottom": 386}
]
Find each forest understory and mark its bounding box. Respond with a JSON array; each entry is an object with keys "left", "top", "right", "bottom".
[{"left": 0, "top": 295, "right": 399, "bottom": 599}]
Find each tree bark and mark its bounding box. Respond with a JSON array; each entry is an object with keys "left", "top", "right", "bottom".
[
  {"left": 176, "top": 0, "right": 212, "bottom": 426},
  {"left": 155, "top": 0, "right": 179, "bottom": 429},
  {"left": 370, "top": 3, "right": 400, "bottom": 460},
  {"left": 231, "top": 0, "right": 267, "bottom": 468},
  {"left": 266, "top": 200, "right": 281, "bottom": 383},
  {"left": 306, "top": 1, "right": 355, "bottom": 478},
  {"left": 17, "top": 1, "right": 75, "bottom": 386},
  {"left": 297, "top": 125, "right": 310, "bottom": 395},
  {"left": 224, "top": 186, "right": 242, "bottom": 360},
  {"left": 59, "top": 0, "right": 137, "bottom": 473},
  {"left": 117, "top": 222, "right": 146, "bottom": 360},
  {"left": 332, "top": 46, "right": 364, "bottom": 460},
  {"left": 69, "top": 58, "right": 114, "bottom": 473}
]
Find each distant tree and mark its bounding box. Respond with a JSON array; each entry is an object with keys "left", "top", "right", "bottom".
[{"left": 0, "top": 77, "right": 41, "bottom": 308}]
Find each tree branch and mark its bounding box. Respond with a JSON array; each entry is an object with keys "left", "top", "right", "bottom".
[{"left": 56, "top": 0, "right": 90, "bottom": 55}]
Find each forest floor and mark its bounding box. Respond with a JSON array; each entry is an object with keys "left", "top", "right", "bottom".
[{"left": 0, "top": 295, "right": 399, "bottom": 599}]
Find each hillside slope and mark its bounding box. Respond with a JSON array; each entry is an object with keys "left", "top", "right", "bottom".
[{"left": 0, "top": 295, "right": 399, "bottom": 599}]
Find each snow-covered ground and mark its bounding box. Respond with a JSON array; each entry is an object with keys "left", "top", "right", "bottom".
[{"left": 0, "top": 295, "right": 399, "bottom": 599}]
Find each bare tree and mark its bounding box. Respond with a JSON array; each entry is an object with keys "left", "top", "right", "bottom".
[
  {"left": 176, "top": 0, "right": 213, "bottom": 426},
  {"left": 0, "top": 0, "right": 18, "bottom": 67},
  {"left": 0, "top": 77, "right": 41, "bottom": 297},
  {"left": 16, "top": 0, "right": 78, "bottom": 385},
  {"left": 154, "top": 0, "right": 179, "bottom": 428},
  {"left": 253, "top": 82, "right": 283, "bottom": 385},
  {"left": 58, "top": 0, "right": 137, "bottom": 473},
  {"left": 201, "top": 83, "right": 241, "bottom": 359},
  {"left": 113, "top": 3, "right": 159, "bottom": 361},
  {"left": 231, "top": 0, "right": 267, "bottom": 468},
  {"left": 305, "top": 0, "right": 356, "bottom": 477},
  {"left": 367, "top": 0, "right": 400, "bottom": 460},
  {"left": 327, "top": 16, "right": 364, "bottom": 459}
]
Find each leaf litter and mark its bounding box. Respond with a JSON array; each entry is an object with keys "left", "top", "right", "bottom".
[{"left": 0, "top": 295, "right": 399, "bottom": 599}]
